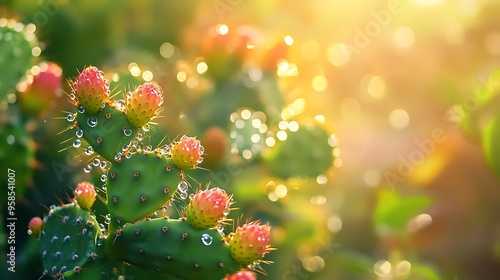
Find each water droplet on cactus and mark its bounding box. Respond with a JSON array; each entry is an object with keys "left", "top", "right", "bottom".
[
  {"left": 69, "top": 93, "right": 76, "bottom": 100},
  {"left": 136, "top": 133, "right": 144, "bottom": 141},
  {"left": 77, "top": 105, "right": 86, "bottom": 113},
  {"left": 100, "top": 174, "right": 107, "bottom": 182},
  {"left": 85, "top": 146, "right": 94, "bottom": 155},
  {"left": 87, "top": 116, "right": 98, "bottom": 127},
  {"left": 114, "top": 152, "right": 122, "bottom": 162},
  {"left": 125, "top": 153, "right": 132, "bottom": 159},
  {"left": 73, "top": 139, "right": 81, "bottom": 148},
  {"left": 67, "top": 113, "right": 75, "bottom": 122},
  {"left": 102, "top": 184, "right": 107, "bottom": 191},
  {"left": 93, "top": 157, "right": 101, "bottom": 166},
  {"left": 100, "top": 161, "right": 107, "bottom": 169},
  {"left": 76, "top": 129, "right": 84, "bottom": 138},
  {"left": 84, "top": 165, "right": 92, "bottom": 173},
  {"left": 143, "top": 145, "right": 152, "bottom": 153},
  {"left": 142, "top": 125, "right": 150, "bottom": 132},
  {"left": 123, "top": 127, "right": 132, "bottom": 136},
  {"left": 223, "top": 208, "right": 231, "bottom": 216},
  {"left": 177, "top": 180, "right": 189, "bottom": 193},
  {"left": 179, "top": 192, "right": 188, "bottom": 200},
  {"left": 27, "top": 229, "right": 33, "bottom": 235},
  {"left": 189, "top": 193, "right": 195, "bottom": 200},
  {"left": 49, "top": 205, "right": 56, "bottom": 210},
  {"left": 154, "top": 211, "right": 159, "bottom": 216},
  {"left": 201, "top": 233, "right": 213, "bottom": 246},
  {"left": 115, "top": 99, "right": 126, "bottom": 111},
  {"left": 101, "top": 102, "right": 106, "bottom": 109}
]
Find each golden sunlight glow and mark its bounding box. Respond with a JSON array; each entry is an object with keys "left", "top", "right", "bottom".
[
  {"left": 389, "top": 109, "right": 410, "bottom": 129},
  {"left": 196, "top": 61, "right": 208, "bottom": 74},
  {"left": 312, "top": 75, "right": 328, "bottom": 92},
  {"left": 160, "top": 42, "right": 175, "bottom": 58},
  {"left": 367, "top": 75, "right": 387, "bottom": 99},
  {"left": 216, "top": 24, "right": 229, "bottom": 35},
  {"left": 284, "top": 35, "right": 294, "bottom": 46},
  {"left": 394, "top": 27, "right": 416, "bottom": 48},
  {"left": 327, "top": 43, "right": 350, "bottom": 67}
]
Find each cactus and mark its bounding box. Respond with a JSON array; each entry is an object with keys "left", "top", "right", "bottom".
[
  {"left": 0, "top": 18, "right": 38, "bottom": 101},
  {"left": 30, "top": 66, "right": 272, "bottom": 279}
]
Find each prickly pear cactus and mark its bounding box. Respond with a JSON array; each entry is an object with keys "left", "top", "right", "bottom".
[
  {"left": 30, "top": 66, "right": 273, "bottom": 279},
  {"left": 0, "top": 18, "right": 38, "bottom": 100}
]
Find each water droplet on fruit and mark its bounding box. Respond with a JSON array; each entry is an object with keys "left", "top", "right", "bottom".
[
  {"left": 87, "top": 116, "right": 97, "bottom": 127},
  {"left": 123, "top": 127, "right": 132, "bottom": 136},
  {"left": 189, "top": 193, "right": 195, "bottom": 200},
  {"left": 76, "top": 129, "right": 84, "bottom": 138},
  {"left": 223, "top": 208, "right": 231, "bottom": 216},
  {"left": 66, "top": 114, "right": 75, "bottom": 122},
  {"left": 198, "top": 146, "right": 204, "bottom": 155},
  {"left": 73, "top": 139, "right": 81, "bottom": 148},
  {"left": 85, "top": 146, "right": 94, "bottom": 155},
  {"left": 100, "top": 174, "right": 107, "bottom": 182},
  {"left": 84, "top": 165, "right": 92, "bottom": 173},
  {"left": 201, "top": 233, "right": 213, "bottom": 246},
  {"left": 77, "top": 105, "right": 85, "bottom": 113},
  {"left": 69, "top": 93, "right": 76, "bottom": 100}
]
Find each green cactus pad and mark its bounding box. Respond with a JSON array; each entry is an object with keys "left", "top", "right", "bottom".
[
  {"left": 265, "top": 124, "right": 336, "bottom": 178},
  {"left": 75, "top": 103, "right": 139, "bottom": 162},
  {"left": 106, "top": 152, "right": 182, "bottom": 230},
  {"left": 106, "top": 218, "right": 242, "bottom": 279},
  {"left": 0, "top": 19, "right": 37, "bottom": 100},
  {"left": 38, "top": 203, "right": 101, "bottom": 279}
]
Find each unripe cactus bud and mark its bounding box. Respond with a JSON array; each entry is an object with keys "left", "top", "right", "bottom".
[
  {"left": 19, "top": 62, "right": 62, "bottom": 116},
  {"left": 28, "top": 217, "right": 43, "bottom": 237},
  {"left": 225, "top": 269, "right": 257, "bottom": 280},
  {"left": 126, "top": 82, "right": 163, "bottom": 127},
  {"left": 185, "top": 187, "right": 232, "bottom": 229},
  {"left": 171, "top": 135, "right": 204, "bottom": 169},
  {"left": 228, "top": 221, "right": 271, "bottom": 265},
  {"left": 73, "top": 181, "right": 97, "bottom": 210},
  {"left": 74, "top": 66, "right": 109, "bottom": 115}
]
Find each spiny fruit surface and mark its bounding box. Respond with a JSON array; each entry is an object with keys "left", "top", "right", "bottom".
[
  {"left": 228, "top": 221, "right": 271, "bottom": 265},
  {"left": 225, "top": 269, "right": 257, "bottom": 280},
  {"left": 19, "top": 62, "right": 62, "bottom": 116},
  {"left": 185, "top": 187, "right": 232, "bottom": 229},
  {"left": 126, "top": 82, "right": 163, "bottom": 127},
  {"left": 171, "top": 135, "right": 204, "bottom": 169},
  {"left": 74, "top": 65, "right": 109, "bottom": 115},
  {"left": 73, "top": 181, "right": 96, "bottom": 210}
]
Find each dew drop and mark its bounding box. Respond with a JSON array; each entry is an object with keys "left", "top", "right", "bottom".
[
  {"left": 77, "top": 105, "right": 85, "bottom": 113},
  {"left": 142, "top": 125, "right": 150, "bottom": 132},
  {"left": 189, "top": 193, "right": 195, "bottom": 200},
  {"left": 100, "top": 174, "right": 107, "bottom": 182},
  {"left": 201, "top": 233, "right": 213, "bottom": 246},
  {"left": 69, "top": 93, "right": 76, "bottom": 100},
  {"left": 102, "top": 184, "right": 107, "bottom": 191},
  {"left": 100, "top": 161, "right": 107, "bottom": 169},
  {"left": 85, "top": 146, "right": 94, "bottom": 155},
  {"left": 115, "top": 99, "right": 126, "bottom": 111},
  {"left": 198, "top": 146, "right": 205, "bottom": 156},
  {"left": 49, "top": 205, "right": 56, "bottom": 210},
  {"left": 223, "top": 208, "right": 231, "bottom": 216},
  {"left": 27, "top": 229, "right": 33, "bottom": 235},
  {"left": 177, "top": 181, "right": 189, "bottom": 193},
  {"left": 67, "top": 114, "right": 75, "bottom": 122},
  {"left": 93, "top": 157, "right": 100, "bottom": 166},
  {"left": 87, "top": 116, "right": 97, "bottom": 127},
  {"left": 73, "top": 139, "right": 81, "bottom": 148},
  {"left": 123, "top": 127, "right": 132, "bottom": 136},
  {"left": 114, "top": 152, "right": 122, "bottom": 162},
  {"left": 143, "top": 145, "right": 152, "bottom": 153},
  {"left": 125, "top": 153, "right": 132, "bottom": 159},
  {"left": 84, "top": 165, "right": 92, "bottom": 173},
  {"left": 76, "top": 129, "right": 84, "bottom": 138},
  {"left": 179, "top": 192, "right": 188, "bottom": 200},
  {"left": 136, "top": 133, "right": 144, "bottom": 141}
]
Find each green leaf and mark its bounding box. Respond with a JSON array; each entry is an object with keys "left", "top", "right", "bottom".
[
  {"left": 482, "top": 114, "right": 500, "bottom": 178},
  {"left": 373, "top": 189, "right": 433, "bottom": 235},
  {"left": 410, "top": 264, "right": 442, "bottom": 280}
]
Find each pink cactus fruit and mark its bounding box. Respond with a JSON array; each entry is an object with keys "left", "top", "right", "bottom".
[
  {"left": 225, "top": 269, "right": 257, "bottom": 280},
  {"left": 28, "top": 217, "right": 43, "bottom": 237},
  {"left": 170, "top": 135, "right": 204, "bottom": 169},
  {"left": 126, "top": 82, "right": 163, "bottom": 127},
  {"left": 73, "top": 66, "right": 109, "bottom": 115},
  {"left": 73, "top": 181, "right": 97, "bottom": 210},
  {"left": 228, "top": 221, "right": 271, "bottom": 265},
  {"left": 185, "top": 187, "right": 232, "bottom": 229}
]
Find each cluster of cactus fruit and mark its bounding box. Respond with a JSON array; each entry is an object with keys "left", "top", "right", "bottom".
[{"left": 28, "top": 66, "right": 272, "bottom": 280}]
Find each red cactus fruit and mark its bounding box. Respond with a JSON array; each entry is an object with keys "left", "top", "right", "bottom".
[
  {"left": 225, "top": 269, "right": 257, "bottom": 280},
  {"left": 28, "top": 217, "right": 43, "bottom": 237},
  {"left": 73, "top": 181, "right": 97, "bottom": 210},
  {"left": 74, "top": 66, "right": 109, "bottom": 115},
  {"left": 126, "top": 82, "right": 163, "bottom": 127},
  {"left": 19, "top": 62, "right": 62, "bottom": 116},
  {"left": 228, "top": 221, "right": 271, "bottom": 265},
  {"left": 201, "top": 127, "right": 227, "bottom": 168},
  {"left": 185, "top": 187, "right": 232, "bottom": 229},
  {"left": 170, "top": 135, "right": 204, "bottom": 169}
]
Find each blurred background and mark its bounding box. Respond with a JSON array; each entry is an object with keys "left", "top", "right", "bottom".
[{"left": 2, "top": 0, "right": 500, "bottom": 279}]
